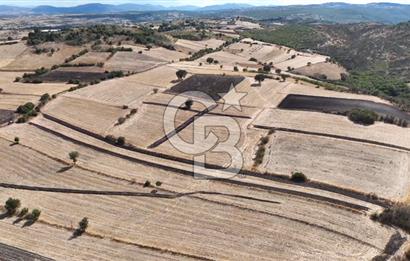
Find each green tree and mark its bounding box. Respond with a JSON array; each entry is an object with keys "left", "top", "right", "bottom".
[
  {"left": 176, "top": 70, "right": 187, "bottom": 81},
  {"left": 69, "top": 151, "right": 79, "bottom": 165},
  {"left": 254, "top": 74, "right": 265, "bottom": 85},
  {"left": 5, "top": 198, "right": 20, "bottom": 215}
]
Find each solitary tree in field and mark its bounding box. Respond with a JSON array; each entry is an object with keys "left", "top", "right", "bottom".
[
  {"left": 176, "top": 70, "right": 187, "bottom": 81},
  {"left": 69, "top": 151, "right": 79, "bottom": 165},
  {"left": 184, "top": 98, "right": 193, "bottom": 110},
  {"left": 254, "top": 74, "right": 265, "bottom": 86}
]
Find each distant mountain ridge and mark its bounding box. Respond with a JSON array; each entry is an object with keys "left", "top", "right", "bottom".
[
  {"left": 2, "top": 3, "right": 256, "bottom": 15},
  {"left": 0, "top": 2, "right": 409, "bottom": 24}
]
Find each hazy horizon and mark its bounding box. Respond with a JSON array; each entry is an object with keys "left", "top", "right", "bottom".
[{"left": 1, "top": 0, "right": 409, "bottom": 7}]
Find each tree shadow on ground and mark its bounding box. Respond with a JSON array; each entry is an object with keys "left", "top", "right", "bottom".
[
  {"left": 57, "top": 165, "right": 73, "bottom": 173},
  {"left": 22, "top": 219, "right": 35, "bottom": 228},
  {"left": 68, "top": 229, "right": 84, "bottom": 241},
  {"left": 0, "top": 212, "right": 11, "bottom": 220},
  {"left": 12, "top": 217, "right": 24, "bottom": 225}
]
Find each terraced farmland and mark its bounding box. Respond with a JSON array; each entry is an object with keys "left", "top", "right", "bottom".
[{"left": 0, "top": 26, "right": 409, "bottom": 260}]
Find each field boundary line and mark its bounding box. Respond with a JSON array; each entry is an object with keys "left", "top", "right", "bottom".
[
  {"left": 35, "top": 219, "right": 214, "bottom": 261},
  {"left": 1, "top": 182, "right": 381, "bottom": 250},
  {"left": 23, "top": 121, "right": 380, "bottom": 211},
  {"left": 253, "top": 125, "right": 410, "bottom": 152}
]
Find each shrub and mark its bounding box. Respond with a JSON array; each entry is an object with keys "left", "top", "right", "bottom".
[
  {"left": 116, "top": 136, "right": 126, "bottom": 146},
  {"left": 254, "top": 74, "right": 265, "bottom": 85},
  {"left": 206, "top": 57, "right": 214, "bottom": 64},
  {"left": 27, "top": 209, "right": 41, "bottom": 221},
  {"left": 263, "top": 65, "right": 271, "bottom": 72},
  {"left": 348, "top": 109, "right": 378, "bottom": 126},
  {"left": 184, "top": 98, "right": 193, "bottom": 110},
  {"left": 155, "top": 181, "right": 162, "bottom": 187},
  {"left": 5, "top": 198, "right": 20, "bottom": 215},
  {"left": 117, "top": 117, "right": 126, "bottom": 125},
  {"left": 233, "top": 66, "right": 239, "bottom": 72},
  {"left": 16, "top": 116, "right": 28, "bottom": 123},
  {"left": 260, "top": 136, "right": 269, "bottom": 145},
  {"left": 79, "top": 217, "right": 88, "bottom": 232},
  {"left": 18, "top": 207, "right": 29, "bottom": 218},
  {"left": 176, "top": 69, "right": 187, "bottom": 80},
  {"left": 290, "top": 172, "right": 307, "bottom": 183},
  {"left": 40, "top": 93, "right": 50, "bottom": 103},
  {"left": 153, "top": 88, "right": 158, "bottom": 94},
  {"left": 372, "top": 203, "right": 410, "bottom": 232},
  {"left": 275, "top": 69, "right": 282, "bottom": 74},
  {"left": 14, "top": 137, "right": 19, "bottom": 144},
  {"left": 249, "top": 57, "right": 257, "bottom": 62},
  {"left": 143, "top": 180, "right": 151, "bottom": 188},
  {"left": 130, "top": 108, "right": 138, "bottom": 114},
  {"left": 105, "top": 135, "right": 116, "bottom": 144},
  {"left": 69, "top": 151, "right": 79, "bottom": 164},
  {"left": 16, "top": 102, "right": 35, "bottom": 114},
  {"left": 254, "top": 146, "right": 266, "bottom": 166}
]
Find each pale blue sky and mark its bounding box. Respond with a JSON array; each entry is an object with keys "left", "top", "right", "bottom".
[{"left": 1, "top": 0, "right": 409, "bottom": 7}]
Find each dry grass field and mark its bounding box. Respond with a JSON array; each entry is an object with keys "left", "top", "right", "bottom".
[
  {"left": 65, "top": 77, "right": 157, "bottom": 107},
  {"left": 293, "top": 62, "right": 348, "bottom": 80},
  {"left": 261, "top": 131, "right": 410, "bottom": 200},
  {"left": 69, "top": 52, "right": 111, "bottom": 65},
  {"left": 104, "top": 51, "right": 166, "bottom": 72},
  {"left": 129, "top": 65, "right": 184, "bottom": 88},
  {"left": 254, "top": 108, "right": 410, "bottom": 149},
  {"left": 0, "top": 42, "right": 27, "bottom": 68},
  {"left": 0, "top": 130, "right": 402, "bottom": 260},
  {"left": 42, "top": 96, "right": 126, "bottom": 135},
  {"left": 3, "top": 43, "right": 83, "bottom": 70},
  {"left": 174, "top": 39, "right": 225, "bottom": 54},
  {"left": 122, "top": 45, "right": 188, "bottom": 62}
]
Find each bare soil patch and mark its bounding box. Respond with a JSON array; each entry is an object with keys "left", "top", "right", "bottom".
[{"left": 279, "top": 94, "right": 410, "bottom": 122}]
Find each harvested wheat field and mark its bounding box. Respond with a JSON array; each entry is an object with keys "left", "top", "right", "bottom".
[
  {"left": 260, "top": 131, "right": 410, "bottom": 200},
  {"left": 293, "top": 61, "right": 348, "bottom": 80},
  {"left": 0, "top": 134, "right": 403, "bottom": 260},
  {"left": 0, "top": 42, "right": 27, "bottom": 68},
  {"left": 69, "top": 51, "right": 111, "bottom": 65},
  {"left": 128, "top": 65, "right": 184, "bottom": 88},
  {"left": 65, "top": 77, "right": 157, "bottom": 107},
  {"left": 275, "top": 54, "right": 328, "bottom": 70},
  {"left": 42, "top": 96, "right": 126, "bottom": 135},
  {"left": 121, "top": 45, "right": 188, "bottom": 62},
  {"left": 104, "top": 51, "right": 166, "bottom": 72},
  {"left": 3, "top": 43, "right": 83, "bottom": 70},
  {"left": 199, "top": 50, "right": 258, "bottom": 67},
  {"left": 226, "top": 41, "right": 288, "bottom": 64},
  {"left": 254, "top": 108, "right": 410, "bottom": 149},
  {"left": 174, "top": 39, "right": 225, "bottom": 54},
  {"left": 111, "top": 100, "right": 199, "bottom": 148}
]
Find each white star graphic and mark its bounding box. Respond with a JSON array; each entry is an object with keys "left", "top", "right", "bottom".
[{"left": 218, "top": 83, "right": 247, "bottom": 112}]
